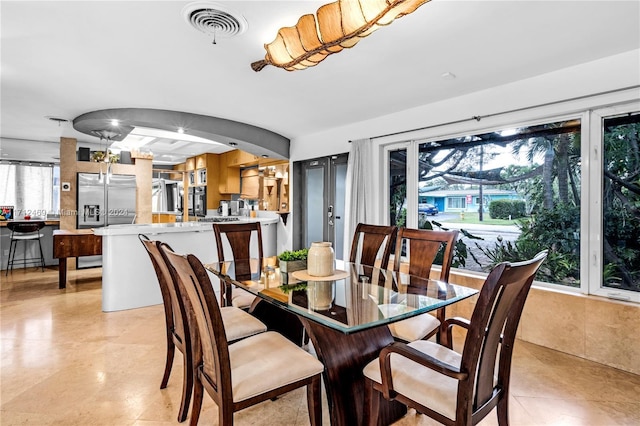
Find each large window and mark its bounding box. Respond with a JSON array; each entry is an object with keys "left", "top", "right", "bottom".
[
  {"left": 386, "top": 118, "right": 583, "bottom": 287},
  {"left": 384, "top": 100, "right": 640, "bottom": 302},
  {"left": 417, "top": 119, "right": 582, "bottom": 286}
]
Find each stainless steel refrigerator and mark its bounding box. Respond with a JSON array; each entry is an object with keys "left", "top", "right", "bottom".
[{"left": 77, "top": 172, "right": 137, "bottom": 268}]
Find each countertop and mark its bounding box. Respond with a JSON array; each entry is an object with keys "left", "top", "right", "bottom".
[
  {"left": 93, "top": 214, "right": 279, "bottom": 236},
  {"left": 0, "top": 219, "right": 60, "bottom": 227}
]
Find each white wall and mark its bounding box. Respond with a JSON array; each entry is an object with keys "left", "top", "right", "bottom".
[{"left": 289, "top": 49, "right": 640, "bottom": 161}]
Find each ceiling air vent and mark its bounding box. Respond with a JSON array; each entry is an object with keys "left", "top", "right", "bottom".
[{"left": 182, "top": 2, "right": 248, "bottom": 42}]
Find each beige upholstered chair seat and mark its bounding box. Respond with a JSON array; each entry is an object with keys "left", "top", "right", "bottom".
[
  {"left": 387, "top": 313, "right": 441, "bottom": 343},
  {"left": 230, "top": 289, "right": 256, "bottom": 309},
  {"left": 363, "top": 339, "right": 461, "bottom": 420},
  {"left": 220, "top": 306, "right": 267, "bottom": 342},
  {"left": 227, "top": 331, "right": 325, "bottom": 403}
]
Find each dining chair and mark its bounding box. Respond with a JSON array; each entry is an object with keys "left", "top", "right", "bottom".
[
  {"left": 213, "top": 222, "right": 308, "bottom": 346},
  {"left": 5, "top": 221, "right": 46, "bottom": 275},
  {"left": 349, "top": 223, "right": 398, "bottom": 269},
  {"left": 362, "top": 250, "right": 548, "bottom": 426},
  {"left": 160, "top": 245, "right": 324, "bottom": 426},
  {"left": 139, "top": 234, "right": 267, "bottom": 422},
  {"left": 387, "top": 228, "right": 459, "bottom": 343},
  {"left": 213, "top": 222, "right": 263, "bottom": 309}
]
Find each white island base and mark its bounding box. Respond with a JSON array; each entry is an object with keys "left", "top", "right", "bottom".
[{"left": 94, "top": 216, "right": 277, "bottom": 312}]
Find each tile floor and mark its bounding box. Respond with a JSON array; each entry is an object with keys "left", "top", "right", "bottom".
[{"left": 1, "top": 266, "right": 639, "bottom": 425}]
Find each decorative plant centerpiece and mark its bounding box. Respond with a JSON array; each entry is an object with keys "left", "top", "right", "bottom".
[
  {"left": 91, "top": 150, "right": 120, "bottom": 163},
  {"left": 279, "top": 281, "right": 307, "bottom": 294},
  {"left": 277, "top": 248, "right": 308, "bottom": 273}
]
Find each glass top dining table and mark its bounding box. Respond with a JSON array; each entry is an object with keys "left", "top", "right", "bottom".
[{"left": 205, "top": 259, "right": 478, "bottom": 335}]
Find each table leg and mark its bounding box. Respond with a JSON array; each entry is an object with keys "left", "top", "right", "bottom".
[
  {"left": 58, "top": 257, "right": 67, "bottom": 289},
  {"left": 299, "top": 318, "right": 407, "bottom": 426}
]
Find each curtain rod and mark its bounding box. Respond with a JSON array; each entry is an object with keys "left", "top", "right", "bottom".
[{"left": 348, "top": 85, "right": 639, "bottom": 142}]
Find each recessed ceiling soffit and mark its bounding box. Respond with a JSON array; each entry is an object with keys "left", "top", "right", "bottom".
[{"left": 72, "top": 108, "right": 290, "bottom": 159}]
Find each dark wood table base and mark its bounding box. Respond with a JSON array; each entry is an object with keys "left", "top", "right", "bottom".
[{"left": 299, "top": 318, "right": 407, "bottom": 426}]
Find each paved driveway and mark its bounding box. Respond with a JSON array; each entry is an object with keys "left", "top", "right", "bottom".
[{"left": 421, "top": 215, "right": 521, "bottom": 272}]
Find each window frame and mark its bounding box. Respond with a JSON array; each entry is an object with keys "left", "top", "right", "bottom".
[
  {"left": 382, "top": 142, "right": 416, "bottom": 228},
  {"left": 588, "top": 101, "right": 640, "bottom": 303}
]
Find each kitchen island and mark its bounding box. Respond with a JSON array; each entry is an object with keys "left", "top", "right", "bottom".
[{"left": 94, "top": 214, "right": 279, "bottom": 312}]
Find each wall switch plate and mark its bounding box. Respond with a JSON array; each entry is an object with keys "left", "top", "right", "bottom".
[{"left": 61, "top": 182, "right": 71, "bottom": 191}]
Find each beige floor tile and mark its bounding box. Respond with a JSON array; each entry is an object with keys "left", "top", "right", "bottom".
[{"left": 1, "top": 266, "right": 639, "bottom": 425}]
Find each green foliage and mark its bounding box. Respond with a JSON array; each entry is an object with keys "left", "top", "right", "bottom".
[
  {"left": 601, "top": 121, "right": 640, "bottom": 291},
  {"left": 390, "top": 181, "right": 407, "bottom": 227},
  {"left": 489, "top": 199, "right": 526, "bottom": 219},
  {"left": 521, "top": 204, "right": 580, "bottom": 256},
  {"left": 395, "top": 207, "right": 407, "bottom": 227},
  {"left": 279, "top": 282, "right": 307, "bottom": 294},
  {"left": 277, "top": 248, "right": 309, "bottom": 261},
  {"left": 474, "top": 204, "right": 580, "bottom": 286}
]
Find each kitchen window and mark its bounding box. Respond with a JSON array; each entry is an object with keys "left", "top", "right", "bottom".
[{"left": 0, "top": 162, "right": 58, "bottom": 217}]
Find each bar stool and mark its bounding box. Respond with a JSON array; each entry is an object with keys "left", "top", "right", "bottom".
[{"left": 5, "top": 221, "right": 46, "bottom": 275}]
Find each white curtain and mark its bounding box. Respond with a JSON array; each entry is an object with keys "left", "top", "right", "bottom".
[
  {"left": 0, "top": 163, "right": 53, "bottom": 218},
  {"left": 343, "top": 138, "right": 375, "bottom": 260}
]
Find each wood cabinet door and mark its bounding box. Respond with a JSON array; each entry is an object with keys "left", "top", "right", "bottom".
[{"left": 241, "top": 168, "right": 260, "bottom": 198}]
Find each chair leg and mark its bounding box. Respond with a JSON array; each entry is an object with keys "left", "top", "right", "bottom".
[
  {"left": 218, "top": 405, "right": 234, "bottom": 426},
  {"left": 22, "top": 240, "right": 27, "bottom": 270},
  {"left": 160, "top": 335, "right": 175, "bottom": 389},
  {"left": 37, "top": 236, "right": 45, "bottom": 271},
  {"left": 306, "top": 375, "right": 322, "bottom": 426},
  {"left": 177, "top": 348, "right": 194, "bottom": 422},
  {"left": 5, "top": 239, "right": 16, "bottom": 275},
  {"left": 189, "top": 375, "right": 204, "bottom": 426},
  {"left": 497, "top": 392, "right": 509, "bottom": 425}
]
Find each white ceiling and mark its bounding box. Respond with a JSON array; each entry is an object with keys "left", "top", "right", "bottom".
[{"left": 1, "top": 0, "right": 639, "bottom": 164}]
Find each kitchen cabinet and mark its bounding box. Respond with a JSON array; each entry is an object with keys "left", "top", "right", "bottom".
[
  {"left": 240, "top": 168, "right": 260, "bottom": 199},
  {"left": 218, "top": 152, "right": 240, "bottom": 194},
  {"left": 185, "top": 157, "right": 196, "bottom": 171},
  {"left": 182, "top": 153, "right": 222, "bottom": 211},
  {"left": 227, "top": 149, "right": 259, "bottom": 167},
  {"left": 195, "top": 154, "right": 207, "bottom": 170}
]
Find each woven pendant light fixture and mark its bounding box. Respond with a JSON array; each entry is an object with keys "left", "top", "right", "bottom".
[{"left": 251, "top": 0, "right": 430, "bottom": 72}]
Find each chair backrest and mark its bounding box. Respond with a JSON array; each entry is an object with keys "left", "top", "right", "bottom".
[
  {"left": 213, "top": 222, "right": 263, "bottom": 280},
  {"left": 459, "top": 250, "right": 547, "bottom": 416},
  {"left": 393, "top": 228, "right": 459, "bottom": 281},
  {"left": 8, "top": 221, "right": 45, "bottom": 234},
  {"left": 161, "top": 245, "right": 231, "bottom": 403},
  {"left": 349, "top": 223, "right": 398, "bottom": 268},
  {"left": 138, "top": 234, "right": 187, "bottom": 343}
]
